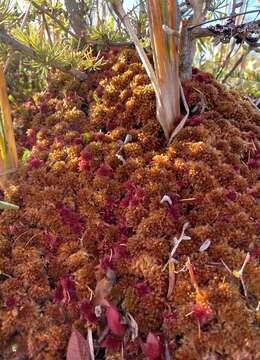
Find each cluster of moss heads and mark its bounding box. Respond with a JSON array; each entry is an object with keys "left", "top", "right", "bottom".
[{"left": 0, "top": 49, "right": 259, "bottom": 360}]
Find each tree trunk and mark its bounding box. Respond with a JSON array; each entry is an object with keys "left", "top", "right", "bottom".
[
  {"left": 179, "top": 20, "right": 196, "bottom": 80},
  {"left": 64, "top": 0, "right": 87, "bottom": 38}
]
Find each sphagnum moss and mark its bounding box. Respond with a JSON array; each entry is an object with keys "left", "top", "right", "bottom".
[{"left": 0, "top": 49, "right": 259, "bottom": 359}]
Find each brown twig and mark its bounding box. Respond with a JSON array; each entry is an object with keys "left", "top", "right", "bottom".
[
  {"left": 189, "top": 9, "right": 260, "bottom": 30},
  {"left": 42, "top": 12, "right": 53, "bottom": 47},
  {"left": 191, "top": 18, "right": 260, "bottom": 39},
  {"left": 30, "top": 0, "right": 77, "bottom": 39},
  {"left": 222, "top": 47, "right": 251, "bottom": 83},
  {"left": 221, "top": 253, "right": 250, "bottom": 297},
  {"left": 0, "top": 65, "right": 18, "bottom": 175},
  {"left": 4, "top": 3, "right": 31, "bottom": 73}
]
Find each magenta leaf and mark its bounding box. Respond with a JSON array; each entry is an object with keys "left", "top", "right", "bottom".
[
  {"left": 80, "top": 301, "right": 98, "bottom": 324},
  {"left": 226, "top": 191, "right": 237, "bottom": 202},
  {"left": 101, "top": 335, "right": 121, "bottom": 352},
  {"left": 163, "top": 310, "right": 177, "bottom": 327},
  {"left": 166, "top": 194, "right": 180, "bottom": 222},
  {"left": 120, "top": 181, "right": 145, "bottom": 208},
  {"left": 27, "top": 156, "right": 43, "bottom": 169},
  {"left": 96, "top": 164, "right": 113, "bottom": 178},
  {"left": 135, "top": 282, "right": 151, "bottom": 297},
  {"left": 100, "top": 197, "right": 117, "bottom": 224},
  {"left": 78, "top": 150, "right": 92, "bottom": 172},
  {"left": 242, "top": 131, "right": 256, "bottom": 141},
  {"left": 188, "top": 115, "right": 203, "bottom": 126},
  {"left": 44, "top": 231, "right": 61, "bottom": 254},
  {"left": 66, "top": 330, "right": 91, "bottom": 360},
  {"left": 106, "top": 303, "right": 126, "bottom": 337},
  {"left": 141, "top": 332, "right": 162, "bottom": 360},
  {"left": 55, "top": 202, "right": 83, "bottom": 235},
  {"left": 54, "top": 275, "right": 77, "bottom": 304},
  {"left": 5, "top": 296, "right": 17, "bottom": 309}
]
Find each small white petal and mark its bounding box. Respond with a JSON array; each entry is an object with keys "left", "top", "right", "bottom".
[
  {"left": 199, "top": 239, "right": 211, "bottom": 252},
  {"left": 256, "top": 301, "right": 260, "bottom": 312},
  {"left": 126, "top": 312, "right": 139, "bottom": 341},
  {"left": 183, "top": 222, "right": 190, "bottom": 231},
  {"left": 124, "top": 134, "right": 132, "bottom": 144},
  {"left": 162, "top": 24, "right": 179, "bottom": 37},
  {"left": 160, "top": 195, "right": 172, "bottom": 206},
  {"left": 116, "top": 153, "right": 126, "bottom": 164},
  {"left": 95, "top": 305, "right": 102, "bottom": 317},
  {"left": 162, "top": 24, "right": 174, "bottom": 34}
]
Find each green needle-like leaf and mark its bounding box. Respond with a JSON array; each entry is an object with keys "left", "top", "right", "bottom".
[{"left": 0, "top": 200, "right": 19, "bottom": 210}]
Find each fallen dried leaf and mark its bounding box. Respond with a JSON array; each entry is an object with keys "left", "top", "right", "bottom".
[{"left": 66, "top": 330, "right": 91, "bottom": 360}]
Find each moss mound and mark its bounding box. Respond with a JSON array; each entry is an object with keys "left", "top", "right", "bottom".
[{"left": 0, "top": 49, "right": 259, "bottom": 359}]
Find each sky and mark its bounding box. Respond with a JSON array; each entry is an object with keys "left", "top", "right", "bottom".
[{"left": 16, "top": 0, "right": 260, "bottom": 22}]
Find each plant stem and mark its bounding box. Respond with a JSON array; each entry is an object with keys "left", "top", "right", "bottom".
[
  {"left": 189, "top": 9, "right": 260, "bottom": 30},
  {"left": 222, "top": 47, "right": 251, "bottom": 83},
  {"left": 0, "top": 65, "right": 18, "bottom": 184}
]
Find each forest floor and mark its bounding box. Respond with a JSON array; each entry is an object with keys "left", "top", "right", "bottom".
[{"left": 0, "top": 49, "right": 260, "bottom": 360}]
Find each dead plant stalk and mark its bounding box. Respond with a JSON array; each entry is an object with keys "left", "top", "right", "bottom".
[
  {"left": 110, "top": 0, "right": 182, "bottom": 142},
  {"left": 0, "top": 64, "right": 18, "bottom": 189}
]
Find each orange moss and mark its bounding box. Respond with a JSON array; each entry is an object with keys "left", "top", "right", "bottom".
[{"left": 0, "top": 49, "right": 259, "bottom": 359}]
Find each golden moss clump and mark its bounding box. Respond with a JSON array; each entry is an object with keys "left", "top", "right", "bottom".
[{"left": 0, "top": 49, "right": 259, "bottom": 359}]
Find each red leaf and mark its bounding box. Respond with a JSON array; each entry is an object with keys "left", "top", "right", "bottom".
[
  {"left": 96, "top": 164, "right": 113, "bottom": 177},
  {"left": 101, "top": 335, "right": 121, "bottom": 351},
  {"left": 80, "top": 301, "right": 98, "bottom": 324},
  {"left": 66, "top": 330, "right": 91, "bottom": 360},
  {"left": 141, "top": 332, "right": 162, "bottom": 360},
  {"left": 135, "top": 282, "right": 151, "bottom": 297},
  {"left": 188, "top": 115, "right": 203, "bottom": 126},
  {"left": 106, "top": 304, "right": 126, "bottom": 337}
]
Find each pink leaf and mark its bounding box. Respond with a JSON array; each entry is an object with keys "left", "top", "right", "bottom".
[
  {"left": 66, "top": 330, "right": 91, "bottom": 360},
  {"left": 141, "top": 332, "right": 162, "bottom": 360},
  {"left": 106, "top": 304, "right": 126, "bottom": 337}
]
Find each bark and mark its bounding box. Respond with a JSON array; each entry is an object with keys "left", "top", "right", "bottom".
[
  {"left": 64, "top": 0, "right": 88, "bottom": 37},
  {"left": 179, "top": 19, "right": 196, "bottom": 81},
  {"left": 0, "top": 65, "right": 18, "bottom": 178},
  {"left": 222, "top": 48, "right": 251, "bottom": 83},
  {"left": 179, "top": 0, "right": 205, "bottom": 80},
  {"left": 4, "top": 4, "right": 31, "bottom": 73},
  {"left": 180, "top": 16, "right": 259, "bottom": 80}
]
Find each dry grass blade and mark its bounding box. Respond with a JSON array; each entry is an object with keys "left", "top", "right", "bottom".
[
  {"left": 148, "top": 0, "right": 180, "bottom": 140},
  {"left": 110, "top": 0, "right": 159, "bottom": 93},
  {"left": 111, "top": 0, "right": 181, "bottom": 141},
  {"left": 0, "top": 65, "right": 18, "bottom": 172},
  {"left": 168, "top": 80, "right": 189, "bottom": 143},
  {"left": 167, "top": 259, "right": 176, "bottom": 298}
]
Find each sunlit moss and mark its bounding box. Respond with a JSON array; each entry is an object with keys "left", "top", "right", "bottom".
[{"left": 0, "top": 49, "right": 259, "bottom": 359}]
